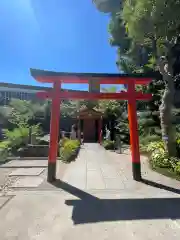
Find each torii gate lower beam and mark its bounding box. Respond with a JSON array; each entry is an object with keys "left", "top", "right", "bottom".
[{"left": 30, "top": 69, "right": 152, "bottom": 182}]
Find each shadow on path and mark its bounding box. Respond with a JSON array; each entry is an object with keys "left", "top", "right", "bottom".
[
  {"left": 141, "top": 178, "right": 180, "bottom": 195},
  {"left": 52, "top": 178, "right": 180, "bottom": 225}
]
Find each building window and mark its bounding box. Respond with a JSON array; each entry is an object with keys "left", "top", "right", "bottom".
[
  {"left": 11, "top": 92, "right": 17, "bottom": 98},
  {"left": 29, "top": 93, "right": 35, "bottom": 100},
  {"left": 17, "top": 92, "right": 20, "bottom": 99},
  {"left": 21, "top": 92, "right": 25, "bottom": 100},
  {"left": 24, "top": 92, "right": 28, "bottom": 100},
  {"left": 6, "top": 92, "right": 11, "bottom": 100},
  {"left": 0, "top": 92, "right": 5, "bottom": 105}
]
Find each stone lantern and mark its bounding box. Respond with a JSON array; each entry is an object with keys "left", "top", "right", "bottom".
[{"left": 92, "top": 0, "right": 121, "bottom": 13}]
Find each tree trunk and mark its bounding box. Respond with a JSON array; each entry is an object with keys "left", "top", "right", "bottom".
[{"left": 159, "top": 57, "right": 176, "bottom": 156}]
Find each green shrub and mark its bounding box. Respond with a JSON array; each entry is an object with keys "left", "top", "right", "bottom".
[
  {"left": 103, "top": 140, "right": 115, "bottom": 150},
  {"left": 140, "top": 134, "right": 161, "bottom": 147},
  {"left": 59, "top": 139, "right": 80, "bottom": 163},
  {"left": 146, "top": 141, "right": 165, "bottom": 153},
  {"left": 59, "top": 137, "right": 69, "bottom": 147},
  {"left": 3, "top": 127, "right": 29, "bottom": 151},
  {"left": 30, "top": 124, "right": 43, "bottom": 140},
  {"left": 0, "top": 140, "right": 10, "bottom": 149},
  {"left": 168, "top": 157, "right": 179, "bottom": 168},
  {"left": 174, "top": 162, "right": 180, "bottom": 175},
  {"left": 139, "top": 135, "right": 162, "bottom": 153},
  {"left": 150, "top": 149, "right": 171, "bottom": 168},
  {"left": 144, "top": 140, "right": 180, "bottom": 179},
  {"left": 3, "top": 124, "right": 42, "bottom": 151},
  {"left": 0, "top": 140, "right": 11, "bottom": 162}
]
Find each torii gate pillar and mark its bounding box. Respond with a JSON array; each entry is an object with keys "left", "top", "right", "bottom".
[
  {"left": 48, "top": 82, "right": 61, "bottom": 182},
  {"left": 127, "top": 80, "right": 141, "bottom": 180}
]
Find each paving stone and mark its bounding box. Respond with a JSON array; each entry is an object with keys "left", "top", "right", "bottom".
[
  {"left": 86, "top": 160, "right": 99, "bottom": 171},
  {"left": 87, "top": 170, "right": 105, "bottom": 189},
  {"left": 9, "top": 168, "right": 45, "bottom": 176},
  {"left": 0, "top": 160, "right": 47, "bottom": 168},
  {"left": 0, "top": 168, "right": 13, "bottom": 188},
  {"left": 104, "top": 178, "right": 125, "bottom": 189},
  {"left": 62, "top": 161, "right": 86, "bottom": 190},
  {"left": 101, "top": 164, "right": 120, "bottom": 178},
  {"left": 10, "top": 177, "right": 44, "bottom": 188}
]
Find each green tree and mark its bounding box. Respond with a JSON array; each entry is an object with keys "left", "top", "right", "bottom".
[
  {"left": 8, "top": 99, "right": 45, "bottom": 127},
  {"left": 122, "top": 0, "right": 180, "bottom": 156},
  {"left": 93, "top": 0, "right": 121, "bottom": 13},
  {"left": 94, "top": 0, "right": 180, "bottom": 156},
  {"left": 0, "top": 106, "right": 12, "bottom": 126},
  {"left": 61, "top": 100, "right": 79, "bottom": 117}
]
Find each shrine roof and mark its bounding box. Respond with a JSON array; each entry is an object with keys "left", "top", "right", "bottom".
[
  {"left": 75, "top": 107, "right": 103, "bottom": 119},
  {"left": 30, "top": 68, "right": 157, "bottom": 84},
  {"left": 78, "top": 107, "right": 103, "bottom": 113}
]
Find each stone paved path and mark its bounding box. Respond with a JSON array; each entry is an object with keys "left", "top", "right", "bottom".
[
  {"left": 62, "top": 143, "right": 133, "bottom": 190},
  {"left": 0, "top": 143, "right": 180, "bottom": 240}
]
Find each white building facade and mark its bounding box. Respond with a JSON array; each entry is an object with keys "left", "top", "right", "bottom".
[{"left": 0, "top": 82, "right": 50, "bottom": 105}]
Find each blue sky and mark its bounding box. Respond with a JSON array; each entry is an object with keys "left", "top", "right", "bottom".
[{"left": 0, "top": 0, "right": 119, "bottom": 91}]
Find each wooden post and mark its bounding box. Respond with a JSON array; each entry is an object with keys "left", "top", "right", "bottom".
[
  {"left": 127, "top": 80, "right": 141, "bottom": 181},
  {"left": 98, "top": 117, "right": 102, "bottom": 144},
  {"left": 48, "top": 82, "right": 61, "bottom": 182},
  {"left": 78, "top": 118, "right": 81, "bottom": 142}
]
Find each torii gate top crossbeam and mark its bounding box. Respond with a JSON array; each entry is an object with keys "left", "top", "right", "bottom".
[{"left": 30, "top": 68, "right": 155, "bottom": 85}]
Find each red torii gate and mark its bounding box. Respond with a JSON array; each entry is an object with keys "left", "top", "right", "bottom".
[{"left": 30, "top": 68, "right": 152, "bottom": 183}]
